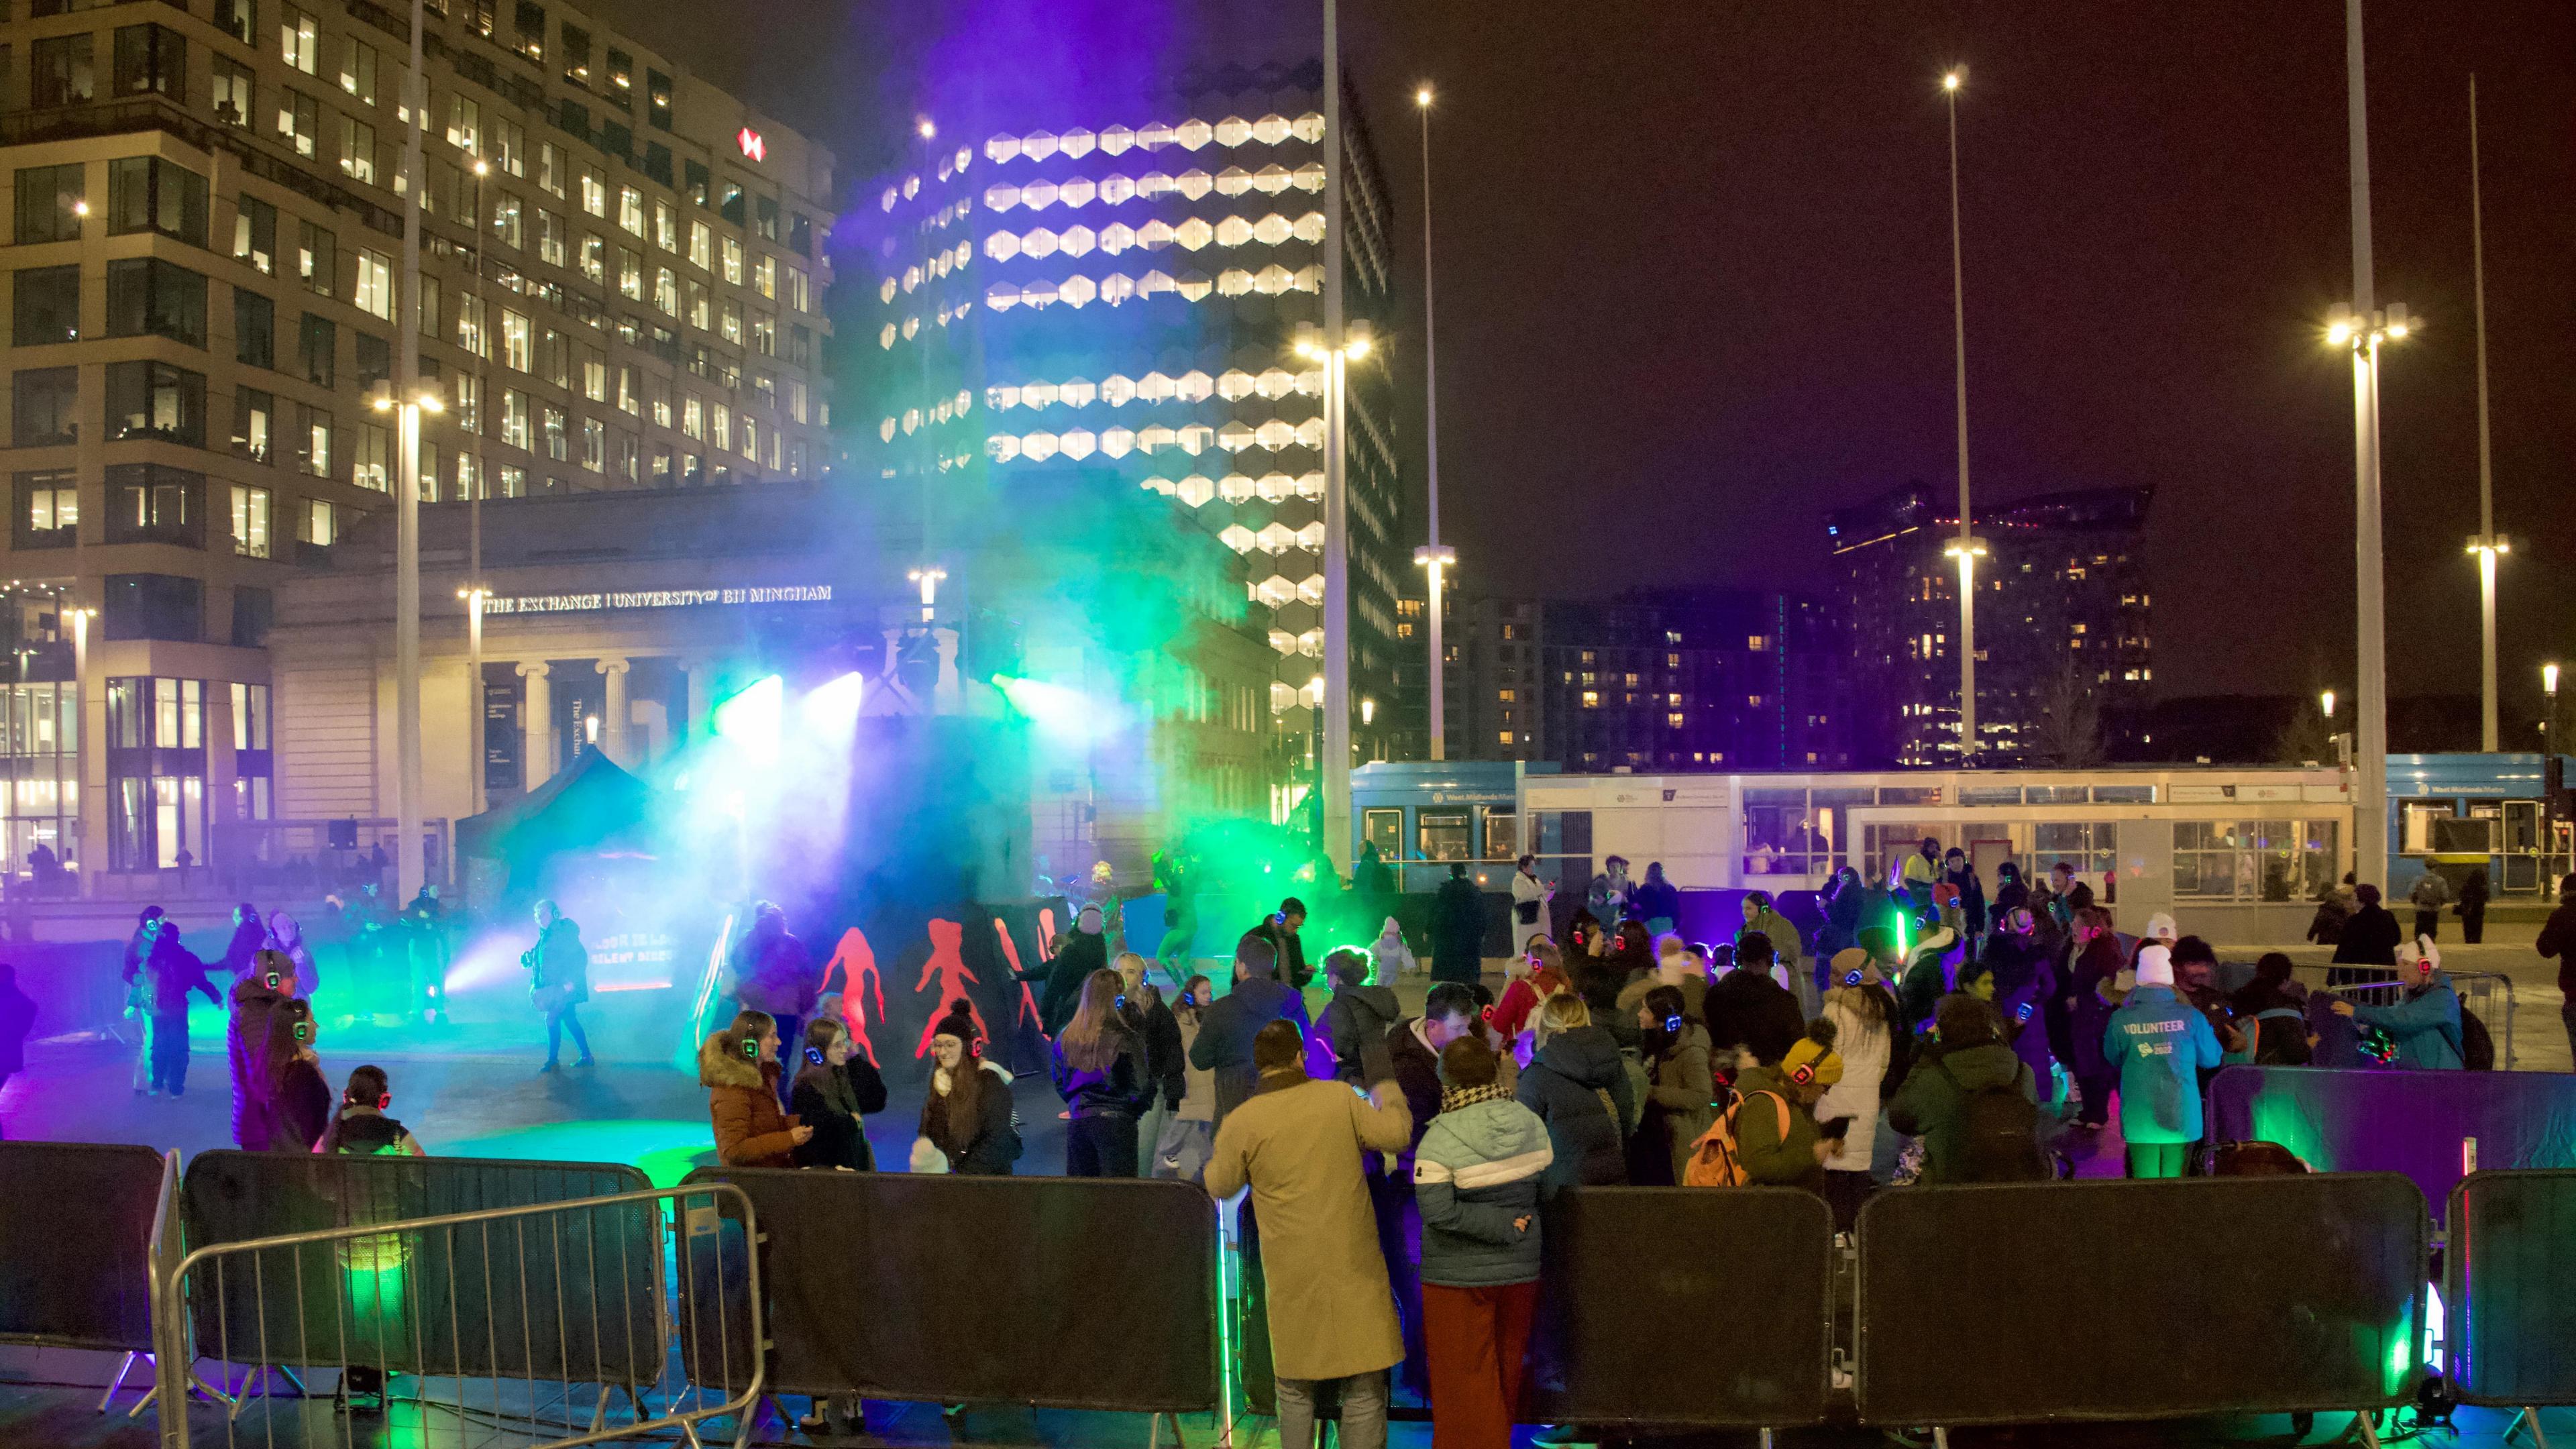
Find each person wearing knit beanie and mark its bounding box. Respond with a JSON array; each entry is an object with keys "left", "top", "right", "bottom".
[{"left": 2103, "top": 941, "right": 2223, "bottom": 1179}]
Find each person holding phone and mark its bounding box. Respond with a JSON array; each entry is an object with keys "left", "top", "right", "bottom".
[
  {"left": 700, "top": 1008, "right": 812, "bottom": 1169},
  {"left": 1817, "top": 955, "right": 1895, "bottom": 1228},
  {"left": 1153, "top": 974, "right": 1220, "bottom": 1181}
]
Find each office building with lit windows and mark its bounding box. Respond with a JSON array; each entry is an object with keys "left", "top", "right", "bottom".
[
  {"left": 1827, "top": 482, "right": 2153, "bottom": 767},
  {"left": 859, "top": 59, "right": 1415, "bottom": 840},
  {"left": 1440, "top": 588, "right": 1854, "bottom": 775},
  {"left": 0, "top": 0, "right": 834, "bottom": 889}
]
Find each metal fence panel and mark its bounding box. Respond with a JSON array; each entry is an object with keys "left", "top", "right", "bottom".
[
  {"left": 681, "top": 1168, "right": 1220, "bottom": 1412},
  {"left": 2447, "top": 1169, "right": 2576, "bottom": 1407},
  {"left": 0, "top": 1140, "right": 165, "bottom": 1353},
  {"left": 2208, "top": 1065, "right": 2576, "bottom": 1222},
  {"left": 1856, "top": 1177, "right": 2426, "bottom": 1427},
  {"left": 1527, "top": 1186, "right": 1835, "bottom": 1428},
  {"left": 162, "top": 1183, "right": 760, "bottom": 1449}
]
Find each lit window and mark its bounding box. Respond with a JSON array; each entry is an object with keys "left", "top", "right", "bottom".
[{"left": 1581, "top": 692, "right": 1599, "bottom": 709}]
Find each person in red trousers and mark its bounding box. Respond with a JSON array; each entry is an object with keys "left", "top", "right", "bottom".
[{"left": 1412, "top": 1034, "right": 1554, "bottom": 1449}]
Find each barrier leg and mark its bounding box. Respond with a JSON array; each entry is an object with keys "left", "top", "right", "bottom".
[
  {"left": 2352, "top": 1410, "right": 2384, "bottom": 1449},
  {"left": 589, "top": 1383, "right": 612, "bottom": 1432},
  {"left": 1933, "top": 1428, "right": 1951, "bottom": 1449},
  {"left": 1762, "top": 1429, "right": 1776, "bottom": 1449},
  {"left": 97, "top": 1351, "right": 140, "bottom": 1413},
  {"left": 2503, "top": 1407, "right": 2550, "bottom": 1449}
]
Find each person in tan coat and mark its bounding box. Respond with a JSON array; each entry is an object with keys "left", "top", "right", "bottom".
[
  {"left": 699, "top": 1008, "right": 811, "bottom": 1168},
  {"left": 1206, "top": 1020, "right": 1413, "bottom": 1449}
]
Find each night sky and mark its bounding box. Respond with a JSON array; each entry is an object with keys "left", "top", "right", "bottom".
[{"left": 589, "top": 0, "right": 2576, "bottom": 722}]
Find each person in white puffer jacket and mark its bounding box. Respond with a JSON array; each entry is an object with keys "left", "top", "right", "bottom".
[{"left": 1816, "top": 948, "right": 1898, "bottom": 1233}]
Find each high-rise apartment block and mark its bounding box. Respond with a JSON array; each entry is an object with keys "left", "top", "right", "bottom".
[
  {"left": 861, "top": 60, "right": 1415, "bottom": 849},
  {"left": 1440, "top": 588, "right": 1854, "bottom": 775},
  {"left": 0, "top": 0, "right": 835, "bottom": 883},
  {"left": 1827, "top": 482, "right": 2153, "bottom": 766}
]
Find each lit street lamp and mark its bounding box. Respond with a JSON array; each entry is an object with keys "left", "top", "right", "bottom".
[
  {"left": 1939, "top": 67, "right": 1979, "bottom": 760},
  {"left": 2464, "top": 75, "right": 2504, "bottom": 753},
  {"left": 2333, "top": 0, "right": 2410, "bottom": 889},
  {"left": 1293, "top": 317, "right": 1372, "bottom": 873},
  {"left": 1411, "top": 82, "right": 1455, "bottom": 763},
  {"left": 2321, "top": 689, "right": 2337, "bottom": 720},
  {"left": 2546, "top": 663, "right": 2561, "bottom": 752}
]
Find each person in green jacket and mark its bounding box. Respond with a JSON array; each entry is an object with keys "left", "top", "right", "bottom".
[
  {"left": 1739, "top": 890, "right": 1809, "bottom": 1012},
  {"left": 1886, "top": 996, "right": 2045, "bottom": 1183},
  {"left": 1729, "top": 1020, "right": 1844, "bottom": 1193}
]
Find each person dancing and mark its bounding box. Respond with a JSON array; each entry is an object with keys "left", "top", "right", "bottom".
[{"left": 522, "top": 899, "right": 593, "bottom": 1073}]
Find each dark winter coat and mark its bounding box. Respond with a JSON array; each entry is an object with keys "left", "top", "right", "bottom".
[
  {"left": 1318, "top": 983, "right": 1401, "bottom": 1085},
  {"left": 1430, "top": 878, "right": 1486, "bottom": 979},
  {"left": 1513, "top": 1025, "right": 1631, "bottom": 1193},
  {"left": 268, "top": 1055, "right": 332, "bottom": 1152},
  {"left": 2332, "top": 905, "right": 2402, "bottom": 967},
  {"left": 790, "top": 1055, "right": 885, "bottom": 1171},
  {"left": 1020, "top": 928, "right": 1104, "bottom": 1037},
  {"left": 132, "top": 936, "right": 219, "bottom": 1016},
  {"left": 1943, "top": 865, "right": 1987, "bottom": 937},
  {"left": 1631, "top": 877, "right": 1681, "bottom": 927},
  {"left": 1885, "top": 1041, "right": 2038, "bottom": 1184},
  {"left": 528, "top": 920, "right": 590, "bottom": 1004},
  {"left": 699, "top": 1036, "right": 799, "bottom": 1168},
  {"left": 2536, "top": 900, "right": 2576, "bottom": 998},
  {"left": 1187, "top": 975, "right": 1313, "bottom": 1125},
  {"left": 219, "top": 919, "right": 269, "bottom": 979},
  {"left": 227, "top": 975, "right": 288, "bottom": 1148},
  {"left": 1703, "top": 967, "right": 1805, "bottom": 1064},
  {"left": 920, "top": 1059, "right": 1020, "bottom": 1175},
  {"left": 1388, "top": 1016, "right": 1446, "bottom": 1169},
  {"left": 1248, "top": 918, "right": 1313, "bottom": 989},
  {"left": 1124, "top": 993, "right": 1186, "bottom": 1110},
  {"left": 0, "top": 977, "right": 32, "bottom": 1075},
  {"left": 1051, "top": 1028, "right": 1155, "bottom": 1119},
  {"left": 729, "top": 920, "right": 820, "bottom": 1019},
  {"left": 2065, "top": 934, "right": 2125, "bottom": 1078}
]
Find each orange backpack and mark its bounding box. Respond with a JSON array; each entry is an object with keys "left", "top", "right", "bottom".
[{"left": 1683, "top": 1088, "right": 1790, "bottom": 1187}]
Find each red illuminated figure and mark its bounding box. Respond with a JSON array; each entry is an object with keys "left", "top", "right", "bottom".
[
  {"left": 913, "top": 918, "right": 987, "bottom": 1059},
  {"left": 991, "top": 917, "right": 1044, "bottom": 1032},
  {"left": 819, "top": 927, "right": 886, "bottom": 1066}
]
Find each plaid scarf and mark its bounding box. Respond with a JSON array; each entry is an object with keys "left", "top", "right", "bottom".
[{"left": 1438, "top": 1082, "right": 1512, "bottom": 1114}]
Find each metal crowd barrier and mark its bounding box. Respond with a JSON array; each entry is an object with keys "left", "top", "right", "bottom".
[
  {"left": 2449, "top": 971, "right": 2520, "bottom": 1070},
  {"left": 151, "top": 1183, "right": 761, "bottom": 1449},
  {"left": 2445, "top": 1169, "right": 2576, "bottom": 1427}
]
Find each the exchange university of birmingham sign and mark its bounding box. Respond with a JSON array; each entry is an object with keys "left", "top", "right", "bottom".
[{"left": 480, "top": 584, "right": 835, "bottom": 616}]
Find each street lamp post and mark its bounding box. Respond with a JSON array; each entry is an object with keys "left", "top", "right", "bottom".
[
  {"left": 1318, "top": 0, "right": 1352, "bottom": 878},
  {"left": 2334, "top": 0, "right": 2413, "bottom": 890},
  {"left": 1295, "top": 318, "right": 1372, "bottom": 843},
  {"left": 390, "top": 0, "right": 428, "bottom": 902},
  {"left": 2546, "top": 663, "right": 2561, "bottom": 753},
  {"left": 466, "top": 158, "right": 489, "bottom": 818},
  {"left": 1939, "top": 68, "right": 1982, "bottom": 761},
  {"left": 1411, "top": 83, "right": 1454, "bottom": 763},
  {"left": 2464, "top": 75, "right": 2505, "bottom": 754}
]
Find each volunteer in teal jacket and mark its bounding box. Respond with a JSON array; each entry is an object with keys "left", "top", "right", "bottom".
[{"left": 2102, "top": 943, "right": 2224, "bottom": 1179}]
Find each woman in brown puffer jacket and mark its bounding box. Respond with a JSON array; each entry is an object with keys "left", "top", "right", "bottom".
[{"left": 699, "top": 1008, "right": 811, "bottom": 1168}]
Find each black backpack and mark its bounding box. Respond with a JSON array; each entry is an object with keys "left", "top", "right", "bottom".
[
  {"left": 1951, "top": 1061, "right": 2050, "bottom": 1183},
  {"left": 2457, "top": 1008, "right": 2496, "bottom": 1071}
]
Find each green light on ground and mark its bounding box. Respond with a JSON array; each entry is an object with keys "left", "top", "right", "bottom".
[{"left": 441, "top": 1119, "right": 716, "bottom": 1188}]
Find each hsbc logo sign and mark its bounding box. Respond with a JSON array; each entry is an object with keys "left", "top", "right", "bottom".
[{"left": 737, "top": 127, "right": 765, "bottom": 162}]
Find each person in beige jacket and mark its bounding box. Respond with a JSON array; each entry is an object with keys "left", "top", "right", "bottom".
[{"left": 1206, "top": 1019, "right": 1413, "bottom": 1449}]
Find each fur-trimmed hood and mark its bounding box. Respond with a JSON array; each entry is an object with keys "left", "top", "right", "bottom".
[{"left": 698, "top": 1034, "right": 775, "bottom": 1091}]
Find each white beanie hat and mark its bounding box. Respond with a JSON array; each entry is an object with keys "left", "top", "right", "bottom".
[
  {"left": 2144, "top": 912, "right": 2178, "bottom": 942},
  {"left": 2398, "top": 936, "right": 2440, "bottom": 974},
  {"left": 2134, "top": 943, "right": 2175, "bottom": 987}
]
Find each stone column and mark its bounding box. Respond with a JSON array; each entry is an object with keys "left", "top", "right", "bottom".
[
  {"left": 681, "top": 658, "right": 713, "bottom": 742},
  {"left": 596, "top": 657, "right": 631, "bottom": 765},
  {"left": 517, "top": 661, "right": 553, "bottom": 790}
]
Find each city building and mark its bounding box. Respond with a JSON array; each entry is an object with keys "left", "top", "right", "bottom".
[
  {"left": 259, "top": 484, "right": 1277, "bottom": 894},
  {"left": 1827, "top": 482, "right": 2153, "bottom": 768},
  {"left": 0, "top": 0, "right": 836, "bottom": 891},
  {"left": 1437, "top": 588, "right": 1854, "bottom": 775},
  {"left": 857, "top": 59, "right": 1416, "bottom": 843}
]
